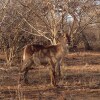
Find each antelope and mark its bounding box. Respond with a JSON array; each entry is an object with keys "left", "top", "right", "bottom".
[{"left": 21, "top": 34, "right": 67, "bottom": 86}]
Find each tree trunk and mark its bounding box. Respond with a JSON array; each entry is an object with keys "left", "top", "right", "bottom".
[
  {"left": 81, "top": 32, "right": 92, "bottom": 50},
  {"left": 52, "top": 37, "right": 57, "bottom": 45}
]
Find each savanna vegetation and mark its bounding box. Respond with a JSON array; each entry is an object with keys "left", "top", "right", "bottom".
[{"left": 0, "top": 0, "right": 100, "bottom": 99}]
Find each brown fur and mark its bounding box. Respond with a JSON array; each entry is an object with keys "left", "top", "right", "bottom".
[
  {"left": 21, "top": 35, "right": 66, "bottom": 86},
  {"left": 22, "top": 44, "right": 63, "bottom": 63}
]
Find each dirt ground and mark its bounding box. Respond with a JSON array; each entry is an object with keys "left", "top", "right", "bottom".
[{"left": 0, "top": 51, "right": 100, "bottom": 100}]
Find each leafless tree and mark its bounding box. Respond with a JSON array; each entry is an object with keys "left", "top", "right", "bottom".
[{"left": 0, "top": 0, "right": 99, "bottom": 66}]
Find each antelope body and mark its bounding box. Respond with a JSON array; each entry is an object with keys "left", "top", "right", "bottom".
[{"left": 21, "top": 35, "right": 67, "bottom": 86}]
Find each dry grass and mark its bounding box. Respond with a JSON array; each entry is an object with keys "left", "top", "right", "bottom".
[
  {"left": 0, "top": 51, "right": 100, "bottom": 99},
  {"left": 63, "top": 65, "right": 100, "bottom": 73}
]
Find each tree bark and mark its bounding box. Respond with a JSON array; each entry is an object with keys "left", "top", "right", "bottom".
[{"left": 81, "top": 32, "right": 92, "bottom": 50}]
